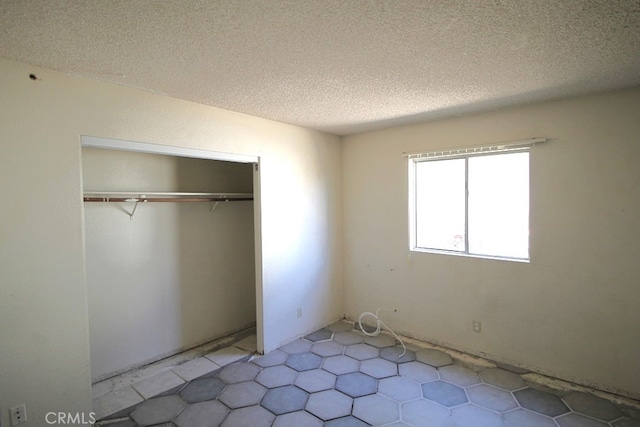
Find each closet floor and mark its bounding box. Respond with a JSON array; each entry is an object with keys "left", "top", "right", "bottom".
[{"left": 94, "top": 321, "right": 640, "bottom": 427}]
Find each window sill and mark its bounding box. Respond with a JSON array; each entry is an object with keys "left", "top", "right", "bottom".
[{"left": 410, "top": 247, "right": 530, "bottom": 263}]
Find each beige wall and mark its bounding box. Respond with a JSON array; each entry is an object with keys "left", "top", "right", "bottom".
[
  {"left": 342, "top": 88, "right": 640, "bottom": 398},
  {"left": 83, "top": 149, "right": 256, "bottom": 381},
  {"left": 0, "top": 57, "right": 342, "bottom": 425},
  {"left": 2, "top": 50, "right": 638, "bottom": 424}
]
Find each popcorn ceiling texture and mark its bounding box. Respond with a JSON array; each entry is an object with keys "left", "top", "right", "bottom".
[{"left": 1, "top": 0, "right": 639, "bottom": 135}]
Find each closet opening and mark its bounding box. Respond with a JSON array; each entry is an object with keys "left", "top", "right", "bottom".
[{"left": 80, "top": 136, "right": 262, "bottom": 384}]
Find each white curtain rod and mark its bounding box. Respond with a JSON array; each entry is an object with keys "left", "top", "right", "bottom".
[{"left": 402, "top": 137, "right": 548, "bottom": 159}]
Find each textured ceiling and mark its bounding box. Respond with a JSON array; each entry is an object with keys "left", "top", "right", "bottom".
[{"left": 1, "top": 0, "right": 639, "bottom": 135}]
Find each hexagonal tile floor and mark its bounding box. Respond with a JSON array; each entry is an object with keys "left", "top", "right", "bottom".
[{"left": 95, "top": 322, "right": 640, "bottom": 427}]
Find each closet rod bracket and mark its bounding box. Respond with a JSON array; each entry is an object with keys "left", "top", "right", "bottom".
[{"left": 126, "top": 195, "right": 147, "bottom": 220}]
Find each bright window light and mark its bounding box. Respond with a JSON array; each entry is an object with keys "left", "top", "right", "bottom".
[
  {"left": 415, "top": 158, "right": 466, "bottom": 251},
  {"left": 410, "top": 150, "right": 529, "bottom": 261}
]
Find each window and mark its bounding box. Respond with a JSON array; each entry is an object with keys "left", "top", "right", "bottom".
[{"left": 409, "top": 149, "right": 530, "bottom": 261}]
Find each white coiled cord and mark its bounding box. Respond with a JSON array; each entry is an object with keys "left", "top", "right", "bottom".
[{"left": 358, "top": 308, "right": 406, "bottom": 358}]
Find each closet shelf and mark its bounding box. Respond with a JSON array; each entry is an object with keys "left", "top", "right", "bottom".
[{"left": 83, "top": 191, "right": 253, "bottom": 203}]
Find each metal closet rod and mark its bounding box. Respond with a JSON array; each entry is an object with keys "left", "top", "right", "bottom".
[{"left": 83, "top": 191, "right": 253, "bottom": 203}]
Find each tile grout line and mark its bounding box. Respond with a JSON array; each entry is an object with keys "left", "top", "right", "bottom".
[{"left": 96, "top": 323, "right": 639, "bottom": 426}]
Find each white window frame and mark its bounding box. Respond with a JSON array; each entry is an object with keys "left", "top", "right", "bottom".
[{"left": 407, "top": 138, "right": 546, "bottom": 262}]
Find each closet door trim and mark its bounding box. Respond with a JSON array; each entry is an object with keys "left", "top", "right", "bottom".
[{"left": 82, "top": 135, "right": 258, "bottom": 164}]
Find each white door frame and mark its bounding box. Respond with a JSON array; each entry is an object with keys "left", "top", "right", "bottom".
[{"left": 80, "top": 135, "right": 264, "bottom": 354}]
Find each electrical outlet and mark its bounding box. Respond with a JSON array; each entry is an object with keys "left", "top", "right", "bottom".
[
  {"left": 473, "top": 321, "right": 482, "bottom": 333},
  {"left": 10, "top": 404, "right": 26, "bottom": 426},
  {"left": 296, "top": 308, "right": 302, "bottom": 318}
]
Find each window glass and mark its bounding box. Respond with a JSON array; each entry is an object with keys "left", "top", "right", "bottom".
[
  {"left": 415, "top": 158, "right": 466, "bottom": 251},
  {"left": 411, "top": 150, "right": 529, "bottom": 260},
  {"left": 468, "top": 152, "right": 529, "bottom": 258}
]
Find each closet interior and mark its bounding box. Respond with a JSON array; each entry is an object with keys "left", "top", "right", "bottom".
[{"left": 82, "top": 147, "right": 256, "bottom": 383}]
